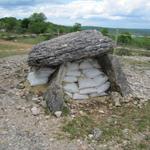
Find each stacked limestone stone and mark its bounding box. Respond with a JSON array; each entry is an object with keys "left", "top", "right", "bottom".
[{"left": 63, "top": 58, "right": 110, "bottom": 100}]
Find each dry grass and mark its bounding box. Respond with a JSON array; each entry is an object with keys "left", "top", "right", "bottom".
[{"left": 0, "top": 40, "right": 33, "bottom": 58}]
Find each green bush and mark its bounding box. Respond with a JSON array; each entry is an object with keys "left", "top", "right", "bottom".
[
  {"left": 72, "top": 23, "right": 81, "bottom": 32},
  {"left": 131, "top": 37, "right": 150, "bottom": 50},
  {"left": 118, "top": 32, "right": 132, "bottom": 45},
  {"left": 100, "top": 28, "right": 109, "bottom": 36}
]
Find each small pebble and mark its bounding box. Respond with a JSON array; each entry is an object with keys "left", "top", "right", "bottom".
[
  {"left": 45, "top": 116, "right": 50, "bottom": 119},
  {"left": 98, "top": 110, "right": 105, "bottom": 114},
  {"left": 15, "top": 92, "right": 20, "bottom": 96},
  {"left": 49, "top": 138, "right": 54, "bottom": 142},
  {"left": 32, "top": 97, "right": 39, "bottom": 101},
  {"left": 54, "top": 111, "right": 62, "bottom": 118},
  {"left": 71, "top": 115, "right": 75, "bottom": 118},
  {"left": 114, "top": 99, "right": 121, "bottom": 107},
  {"left": 16, "top": 83, "right": 25, "bottom": 89},
  {"left": 31, "top": 107, "right": 40, "bottom": 116},
  {"left": 88, "top": 134, "right": 94, "bottom": 139},
  {"left": 16, "top": 105, "right": 22, "bottom": 110}
]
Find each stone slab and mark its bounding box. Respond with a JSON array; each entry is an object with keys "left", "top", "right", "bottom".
[
  {"left": 63, "top": 76, "right": 78, "bottom": 83},
  {"left": 79, "top": 88, "right": 97, "bottom": 94},
  {"left": 97, "top": 82, "right": 110, "bottom": 94},
  {"left": 66, "top": 70, "right": 81, "bottom": 77},
  {"left": 79, "top": 78, "right": 98, "bottom": 89},
  {"left": 82, "top": 68, "right": 102, "bottom": 78},
  {"left": 93, "top": 75, "right": 108, "bottom": 87},
  {"left": 73, "top": 93, "right": 89, "bottom": 100},
  {"left": 63, "top": 83, "right": 79, "bottom": 93},
  {"left": 27, "top": 68, "right": 55, "bottom": 86}
]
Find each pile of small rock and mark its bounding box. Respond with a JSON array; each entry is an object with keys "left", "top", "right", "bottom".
[{"left": 63, "top": 58, "right": 110, "bottom": 100}]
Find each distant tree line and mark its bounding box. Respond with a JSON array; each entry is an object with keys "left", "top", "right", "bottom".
[
  {"left": 100, "top": 28, "right": 150, "bottom": 50},
  {"left": 101, "top": 28, "right": 132, "bottom": 44},
  {"left": 1, "top": 13, "right": 149, "bottom": 50},
  {"left": 0, "top": 13, "right": 82, "bottom": 34}
]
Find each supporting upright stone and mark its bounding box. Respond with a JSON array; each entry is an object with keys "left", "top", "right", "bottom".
[
  {"left": 98, "top": 54, "right": 132, "bottom": 97},
  {"left": 44, "top": 65, "right": 66, "bottom": 113}
]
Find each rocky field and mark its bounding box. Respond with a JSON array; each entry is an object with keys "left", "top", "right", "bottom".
[{"left": 0, "top": 55, "right": 150, "bottom": 150}]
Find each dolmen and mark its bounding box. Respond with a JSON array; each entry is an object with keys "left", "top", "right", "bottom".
[{"left": 27, "top": 30, "right": 131, "bottom": 113}]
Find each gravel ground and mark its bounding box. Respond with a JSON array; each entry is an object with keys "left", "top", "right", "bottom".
[
  {"left": 120, "top": 56, "right": 150, "bottom": 99},
  {"left": 0, "top": 55, "right": 149, "bottom": 150},
  {"left": 0, "top": 55, "right": 90, "bottom": 150}
]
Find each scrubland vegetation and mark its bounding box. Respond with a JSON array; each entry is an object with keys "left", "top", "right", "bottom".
[{"left": 0, "top": 12, "right": 149, "bottom": 58}]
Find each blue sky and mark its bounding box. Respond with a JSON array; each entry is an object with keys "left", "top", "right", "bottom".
[{"left": 0, "top": 0, "right": 150, "bottom": 29}]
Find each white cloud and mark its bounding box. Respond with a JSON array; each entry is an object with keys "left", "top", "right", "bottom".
[
  {"left": 0, "top": 0, "right": 150, "bottom": 28},
  {"left": 32, "top": 0, "right": 150, "bottom": 21},
  {"left": 0, "top": 6, "right": 31, "bottom": 18}
]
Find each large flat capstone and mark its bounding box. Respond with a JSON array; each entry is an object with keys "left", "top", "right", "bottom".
[{"left": 28, "top": 30, "right": 113, "bottom": 67}]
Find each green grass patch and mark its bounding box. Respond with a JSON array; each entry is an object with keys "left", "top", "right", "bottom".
[
  {"left": 0, "top": 40, "right": 32, "bottom": 58},
  {"left": 16, "top": 36, "right": 46, "bottom": 44},
  {"left": 44, "top": 106, "right": 51, "bottom": 115},
  {"left": 0, "top": 49, "right": 27, "bottom": 58},
  {"left": 62, "top": 102, "right": 150, "bottom": 142},
  {"left": 62, "top": 106, "right": 70, "bottom": 116},
  {"left": 136, "top": 143, "right": 149, "bottom": 150},
  {"left": 131, "top": 37, "right": 150, "bottom": 50},
  {"left": 62, "top": 115, "right": 96, "bottom": 139},
  {"left": 98, "top": 120, "right": 123, "bottom": 141},
  {"left": 111, "top": 102, "right": 150, "bottom": 133},
  {"left": 0, "top": 43, "right": 23, "bottom": 50}
]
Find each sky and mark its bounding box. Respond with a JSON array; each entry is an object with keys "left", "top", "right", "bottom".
[{"left": 0, "top": 0, "right": 150, "bottom": 29}]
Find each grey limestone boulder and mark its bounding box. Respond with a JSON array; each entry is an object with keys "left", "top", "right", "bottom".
[{"left": 28, "top": 30, "right": 113, "bottom": 67}]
